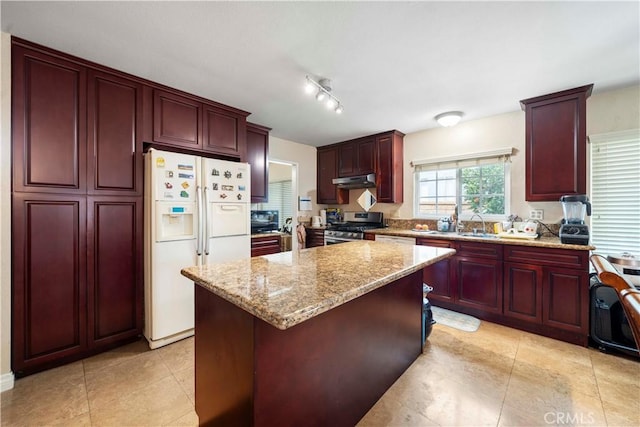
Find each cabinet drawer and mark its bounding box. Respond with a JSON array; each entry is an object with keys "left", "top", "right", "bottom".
[
  {"left": 504, "top": 246, "right": 588, "bottom": 269},
  {"left": 456, "top": 241, "right": 503, "bottom": 260},
  {"left": 416, "top": 238, "right": 455, "bottom": 248}
]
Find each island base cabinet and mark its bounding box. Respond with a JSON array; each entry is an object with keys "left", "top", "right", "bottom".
[{"left": 194, "top": 271, "right": 423, "bottom": 427}]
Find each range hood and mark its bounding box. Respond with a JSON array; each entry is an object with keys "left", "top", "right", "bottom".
[{"left": 332, "top": 173, "right": 376, "bottom": 189}]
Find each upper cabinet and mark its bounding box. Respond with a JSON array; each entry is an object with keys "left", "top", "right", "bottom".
[
  {"left": 147, "top": 88, "right": 249, "bottom": 160},
  {"left": 246, "top": 122, "right": 271, "bottom": 203},
  {"left": 338, "top": 137, "right": 376, "bottom": 177},
  {"left": 12, "top": 42, "right": 143, "bottom": 196},
  {"left": 12, "top": 44, "right": 87, "bottom": 194},
  {"left": 317, "top": 146, "right": 349, "bottom": 204},
  {"left": 520, "top": 85, "right": 593, "bottom": 201},
  {"left": 375, "top": 131, "right": 404, "bottom": 203},
  {"left": 317, "top": 130, "right": 404, "bottom": 204}
]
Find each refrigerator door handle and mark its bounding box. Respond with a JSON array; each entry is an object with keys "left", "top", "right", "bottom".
[
  {"left": 204, "top": 187, "right": 211, "bottom": 256},
  {"left": 196, "top": 186, "right": 203, "bottom": 256}
]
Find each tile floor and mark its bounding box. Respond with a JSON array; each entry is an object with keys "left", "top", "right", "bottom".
[{"left": 1, "top": 321, "right": 638, "bottom": 426}]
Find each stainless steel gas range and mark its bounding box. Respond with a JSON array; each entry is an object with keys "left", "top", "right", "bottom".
[{"left": 324, "top": 212, "right": 384, "bottom": 245}]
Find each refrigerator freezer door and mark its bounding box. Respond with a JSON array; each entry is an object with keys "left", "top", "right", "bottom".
[
  {"left": 151, "top": 149, "right": 198, "bottom": 202},
  {"left": 204, "top": 158, "right": 250, "bottom": 203},
  {"left": 204, "top": 235, "right": 251, "bottom": 265}
]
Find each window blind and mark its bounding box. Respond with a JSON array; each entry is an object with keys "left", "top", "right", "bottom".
[
  {"left": 590, "top": 129, "right": 640, "bottom": 256},
  {"left": 260, "top": 180, "right": 293, "bottom": 229}
]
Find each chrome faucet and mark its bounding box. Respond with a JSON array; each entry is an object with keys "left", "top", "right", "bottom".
[{"left": 468, "top": 213, "right": 486, "bottom": 235}]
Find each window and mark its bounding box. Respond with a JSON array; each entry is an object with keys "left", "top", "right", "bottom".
[
  {"left": 590, "top": 130, "right": 640, "bottom": 256},
  {"left": 258, "top": 180, "right": 293, "bottom": 230},
  {"left": 413, "top": 149, "right": 512, "bottom": 219}
]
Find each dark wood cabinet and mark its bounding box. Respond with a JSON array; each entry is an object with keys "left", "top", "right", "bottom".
[
  {"left": 520, "top": 85, "right": 593, "bottom": 201},
  {"left": 338, "top": 137, "right": 376, "bottom": 177},
  {"left": 11, "top": 38, "right": 144, "bottom": 376},
  {"left": 87, "top": 70, "right": 143, "bottom": 195},
  {"left": 418, "top": 238, "right": 455, "bottom": 303},
  {"left": 246, "top": 123, "right": 271, "bottom": 203},
  {"left": 317, "top": 130, "right": 403, "bottom": 204},
  {"left": 87, "top": 197, "right": 143, "bottom": 347},
  {"left": 454, "top": 242, "right": 503, "bottom": 314},
  {"left": 152, "top": 89, "right": 201, "bottom": 149},
  {"left": 317, "top": 146, "right": 348, "bottom": 204},
  {"left": 148, "top": 88, "right": 249, "bottom": 160},
  {"left": 503, "top": 245, "right": 589, "bottom": 345},
  {"left": 202, "top": 104, "right": 247, "bottom": 159},
  {"left": 11, "top": 194, "right": 88, "bottom": 375},
  {"left": 12, "top": 45, "right": 87, "bottom": 194},
  {"left": 376, "top": 131, "right": 404, "bottom": 203},
  {"left": 305, "top": 228, "right": 325, "bottom": 248},
  {"left": 251, "top": 235, "right": 282, "bottom": 257}
]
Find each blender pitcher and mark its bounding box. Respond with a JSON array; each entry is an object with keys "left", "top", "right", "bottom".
[{"left": 560, "top": 195, "right": 591, "bottom": 224}]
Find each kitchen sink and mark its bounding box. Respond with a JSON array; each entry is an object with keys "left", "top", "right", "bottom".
[{"left": 457, "top": 232, "right": 500, "bottom": 239}]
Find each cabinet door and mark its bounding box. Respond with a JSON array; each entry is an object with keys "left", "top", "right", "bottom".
[
  {"left": 542, "top": 266, "right": 589, "bottom": 334},
  {"left": 376, "top": 132, "right": 403, "bottom": 203},
  {"left": 456, "top": 257, "right": 503, "bottom": 314},
  {"left": 251, "top": 235, "right": 281, "bottom": 257},
  {"left": 247, "top": 123, "right": 270, "bottom": 203},
  {"left": 12, "top": 194, "right": 87, "bottom": 375},
  {"left": 153, "top": 89, "right": 201, "bottom": 149},
  {"left": 87, "top": 197, "right": 143, "bottom": 347},
  {"left": 202, "top": 104, "right": 247, "bottom": 159},
  {"left": 503, "top": 262, "right": 542, "bottom": 323},
  {"left": 317, "top": 146, "right": 348, "bottom": 204},
  {"left": 418, "top": 239, "right": 456, "bottom": 302},
  {"left": 356, "top": 138, "right": 376, "bottom": 175},
  {"left": 338, "top": 141, "right": 356, "bottom": 177},
  {"left": 87, "top": 70, "right": 143, "bottom": 195},
  {"left": 521, "top": 85, "right": 592, "bottom": 201},
  {"left": 12, "top": 45, "right": 87, "bottom": 194}
]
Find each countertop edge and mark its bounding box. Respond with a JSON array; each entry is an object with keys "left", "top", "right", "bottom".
[
  {"left": 181, "top": 246, "right": 456, "bottom": 331},
  {"left": 365, "top": 228, "right": 595, "bottom": 251}
]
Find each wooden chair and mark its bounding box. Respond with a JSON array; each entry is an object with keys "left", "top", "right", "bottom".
[{"left": 590, "top": 254, "right": 640, "bottom": 349}]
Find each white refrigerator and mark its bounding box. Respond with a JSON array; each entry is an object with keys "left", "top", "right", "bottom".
[{"left": 144, "top": 148, "right": 251, "bottom": 349}]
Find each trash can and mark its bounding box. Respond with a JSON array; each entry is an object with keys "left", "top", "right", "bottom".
[{"left": 422, "top": 283, "right": 436, "bottom": 348}]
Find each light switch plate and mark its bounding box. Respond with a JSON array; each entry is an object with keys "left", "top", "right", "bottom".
[{"left": 529, "top": 209, "right": 544, "bottom": 220}]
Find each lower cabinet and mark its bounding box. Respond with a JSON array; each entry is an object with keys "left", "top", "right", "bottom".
[
  {"left": 418, "top": 237, "right": 590, "bottom": 345},
  {"left": 251, "top": 235, "right": 282, "bottom": 257},
  {"left": 12, "top": 193, "right": 143, "bottom": 377},
  {"left": 305, "top": 228, "right": 325, "bottom": 248}
]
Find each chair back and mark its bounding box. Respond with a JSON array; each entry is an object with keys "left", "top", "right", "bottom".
[{"left": 590, "top": 254, "right": 640, "bottom": 349}]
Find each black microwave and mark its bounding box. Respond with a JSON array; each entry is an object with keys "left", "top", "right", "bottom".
[{"left": 251, "top": 210, "right": 279, "bottom": 233}]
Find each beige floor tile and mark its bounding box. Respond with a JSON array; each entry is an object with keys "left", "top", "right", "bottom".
[
  {"left": 173, "top": 366, "right": 195, "bottom": 405},
  {"left": 518, "top": 333, "right": 593, "bottom": 368},
  {"left": 89, "top": 375, "right": 193, "bottom": 426},
  {"left": 164, "top": 409, "right": 199, "bottom": 426},
  {"left": 357, "top": 393, "right": 439, "bottom": 427},
  {"left": 0, "top": 361, "right": 89, "bottom": 427},
  {"left": 590, "top": 348, "right": 640, "bottom": 388},
  {"left": 85, "top": 350, "right": 172, "bottom": 410},
  {"left": 82, "top": 338, "right": 151, "bottom": 376},
  {"left": 156, "top": 336, "right": 194, "bottom": 374}
]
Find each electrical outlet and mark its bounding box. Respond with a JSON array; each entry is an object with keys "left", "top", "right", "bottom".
[{"left": 529, "top": 209, "right": 544, "bottom": 220}]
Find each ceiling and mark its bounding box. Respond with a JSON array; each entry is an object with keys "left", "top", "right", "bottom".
[{"left": 2, "top": 1, "right": 639, "bottom": 147}]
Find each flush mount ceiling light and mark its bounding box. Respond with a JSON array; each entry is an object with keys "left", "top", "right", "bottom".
[
  {"left": 435, "top": 111, "right": 464, "bottom": 127},
  {"left": 305, "top": 76, "right": 344, "bottom": 114}
]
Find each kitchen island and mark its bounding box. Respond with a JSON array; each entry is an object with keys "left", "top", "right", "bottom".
[{"left": 181, "top": 241, "right": 455, "bottom": 426}]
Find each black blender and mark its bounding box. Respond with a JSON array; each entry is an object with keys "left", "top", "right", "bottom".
[{"left": 559, "top": 194, "right": 591, "bottom": 245}]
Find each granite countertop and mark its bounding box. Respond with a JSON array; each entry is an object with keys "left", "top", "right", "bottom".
[
  {"left": 366, "top": 228, "right": 595, "bottom": 251},
  {"left": 181, "top": 241, "right": 455, "bottom": 330}
]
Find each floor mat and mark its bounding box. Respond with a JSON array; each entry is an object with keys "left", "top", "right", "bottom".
[{"left": 431, "top": 306, "right": 481, "bottom": 332}]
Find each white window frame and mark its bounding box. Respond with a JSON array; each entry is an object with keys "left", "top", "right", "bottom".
[
  {"left": 589, "top": 129, "right": 640, "bottom": 257},
  {"left": 412, "top": 148, "right": 513, "bottom": 221}
]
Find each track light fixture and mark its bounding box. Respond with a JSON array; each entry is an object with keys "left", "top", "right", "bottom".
[{"left": 305, "top": 76, "right": 344, "bottom": 114}]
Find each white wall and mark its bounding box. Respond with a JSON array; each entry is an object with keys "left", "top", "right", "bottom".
[{"left": 1, "top": 32, "right": 14, "bottom": 389}]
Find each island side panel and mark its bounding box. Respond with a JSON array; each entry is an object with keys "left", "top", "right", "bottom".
[
  {"left": 253, "top": 270, "right": 423, "bottom": 427},
  {"left": 195, "top": 285, "right": 254, "bottom": 427}
]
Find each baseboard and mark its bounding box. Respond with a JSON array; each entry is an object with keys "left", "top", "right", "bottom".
[{"left": 1, "top": 372, "right": 15, "bottom": 391}]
